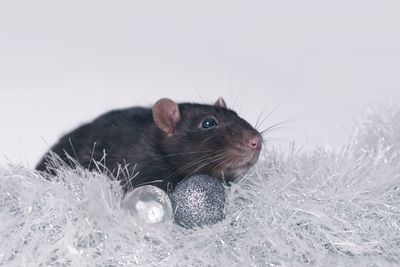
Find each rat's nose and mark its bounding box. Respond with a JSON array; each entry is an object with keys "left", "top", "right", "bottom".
[{"left": 248, "top": 135, "right": 262, "bottom": 150}]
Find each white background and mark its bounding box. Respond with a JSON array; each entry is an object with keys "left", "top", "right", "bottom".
[{"left": 1, "top": 0, "right": 399, "bottom": 166}]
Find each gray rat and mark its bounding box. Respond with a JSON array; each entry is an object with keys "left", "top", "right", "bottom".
[{"left": 36, "top": 97, "right": 262, "bottom": 193}]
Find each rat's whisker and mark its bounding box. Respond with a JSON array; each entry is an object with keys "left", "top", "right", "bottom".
[
  {"left": 211, "top": 155, "right": 234, "bottom": 173},
  {"left": 184, "top": 154, "right": 231, "bottom": 179},
  {"left": 163, "top": 152, "right": 229, "bottom": 182},
  {"left": 256, "top": 97, "right": 290, "bottom": 131},
  {"left": 262, "top": 137, "right": 294, "bottom": 144},
  {"left": 153, "top": 149, "right": 227, "bottom": 160},
  {"left": 261, "top": 115, "right": 310, "bottom": 135}
]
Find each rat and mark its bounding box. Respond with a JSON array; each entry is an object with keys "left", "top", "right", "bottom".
[{"left": 36, "top": 97, "right": 263, "bottom": 193}]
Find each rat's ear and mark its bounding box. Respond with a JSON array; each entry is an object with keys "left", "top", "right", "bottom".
[
  {"left": 214, "top": 97, "right": 227, "bottom": 108},
  {"left": 153, "top": 98, "right": 181, "bottom": 136}
]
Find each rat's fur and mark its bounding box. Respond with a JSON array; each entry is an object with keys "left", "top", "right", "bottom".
[{"left": 36, "top": 100, "right": 261, "bottom": 192}]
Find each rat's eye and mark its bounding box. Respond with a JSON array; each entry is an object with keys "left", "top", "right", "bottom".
[{"left": 200, "top": 116, "right": 218, "bottom": 130}]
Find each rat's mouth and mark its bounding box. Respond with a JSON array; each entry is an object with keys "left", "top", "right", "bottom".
[{"left": 219, "top": 149, "right": 261, "bottom": 181}]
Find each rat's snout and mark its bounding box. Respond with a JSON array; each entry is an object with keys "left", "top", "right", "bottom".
[{"left": 248, "top": 134, "right": 262, "bottom": 151}]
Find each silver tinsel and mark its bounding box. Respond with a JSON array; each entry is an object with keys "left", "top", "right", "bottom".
[{"left": 1, "top": 107, "right": 400, "bottom": 266}]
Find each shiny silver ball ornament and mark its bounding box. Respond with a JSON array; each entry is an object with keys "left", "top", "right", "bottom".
[
  {"left": 171, "top": 174, "right": 227, "bottom": 228},
  {"left": 121, "top": 185, "right": 173, "bottom": 224}
]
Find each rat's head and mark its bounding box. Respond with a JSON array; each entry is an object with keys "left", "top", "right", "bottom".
[{"left": 153, "top": 97, "right": 262, "bottom": 182}]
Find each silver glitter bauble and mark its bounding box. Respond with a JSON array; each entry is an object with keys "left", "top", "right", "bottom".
[
  {"left": 171, "top": 174, "right": 227, "bottom": 228},
  {"left": 121, "top": 185, "right": 173, "bottom": 225}
]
